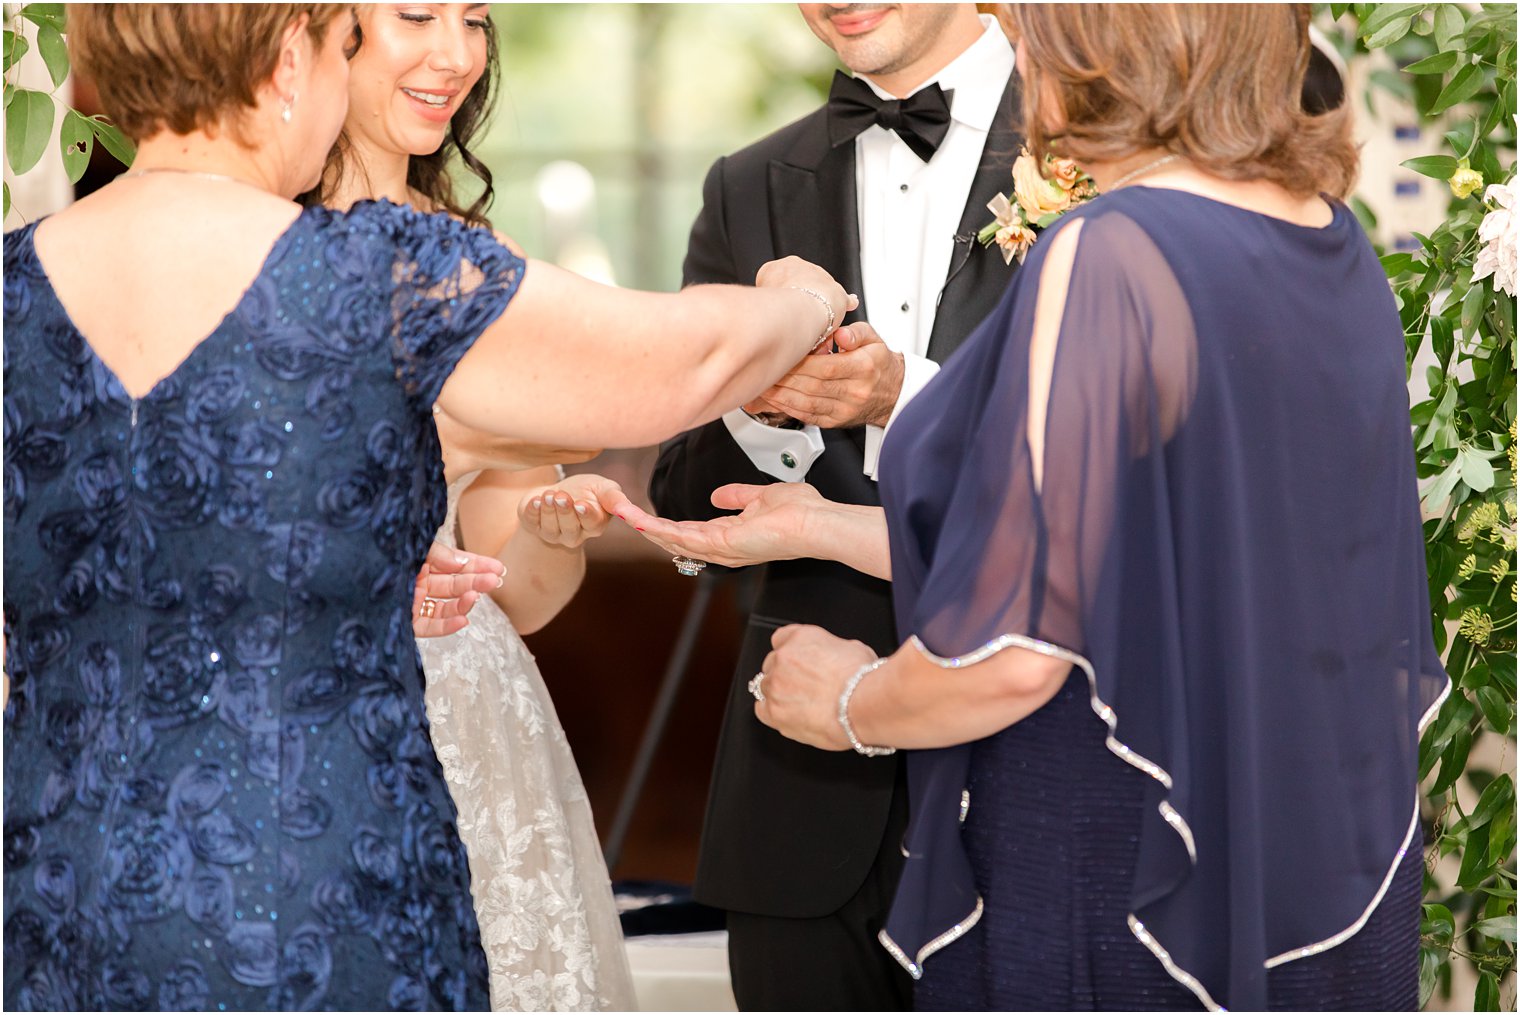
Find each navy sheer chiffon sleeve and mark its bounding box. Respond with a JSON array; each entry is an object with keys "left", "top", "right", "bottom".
[{"left": 878, "top": 187, "right": 1449, "bottom": 1009}]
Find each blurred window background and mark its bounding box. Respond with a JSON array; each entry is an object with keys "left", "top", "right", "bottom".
[{"left": 478, "top": 4, "right": 836, "bottom": 294}]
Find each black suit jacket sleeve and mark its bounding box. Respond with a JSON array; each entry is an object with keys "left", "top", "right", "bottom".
[
  {"left": 683, "top": 155, "right": 738, "bottom": 288},
  {"left": 649, "top": 156, "right": 783, "bottom": 524}
]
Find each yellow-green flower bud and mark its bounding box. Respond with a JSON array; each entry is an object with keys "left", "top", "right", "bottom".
[
  {"left": 1490, "top": 558, "right": 1509, "bottom": 580},
  {"left": 1458, "top": 553, "right": 1478, "bottom": 579},
  {"left": 1459, "top": 502, "right": 1502, "bottom": 542},
  {"left": 1459, "top": 606, "right": 1493, "bottom": 646},
  {"left": 1450, "top": 165, "right": 1485, "bottom": 199}
]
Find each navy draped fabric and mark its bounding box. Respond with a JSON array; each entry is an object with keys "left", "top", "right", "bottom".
[
  {"left": 878, "top": 186, "right": 1448, "bottom": 1009},
  {"left": 3, "top": 200, "right": 522, "bottom": 1011}
]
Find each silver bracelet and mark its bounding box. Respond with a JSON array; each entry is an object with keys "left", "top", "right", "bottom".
[
  {"left": 838, "top": 658, "right": 896, "bottom": 757},
  {"left": 789, "top": 286, "right": 837, "bottom": 349}
]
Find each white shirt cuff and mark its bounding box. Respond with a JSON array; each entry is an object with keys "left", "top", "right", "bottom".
[
  {"left": 722, "top": 409, "right": 826, "bottom": 482},
  {"left": 863, "top": 353, "right": 941, "bottom": 480}
]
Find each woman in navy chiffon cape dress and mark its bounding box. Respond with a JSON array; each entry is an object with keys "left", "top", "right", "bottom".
[{"left": 877, "top": 185, "right": 1449, "bottom": 1010}]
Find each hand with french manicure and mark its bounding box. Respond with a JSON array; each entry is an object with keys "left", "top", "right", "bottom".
[{"left": 412, "top": 541, "right": 506, "bottom": 638}]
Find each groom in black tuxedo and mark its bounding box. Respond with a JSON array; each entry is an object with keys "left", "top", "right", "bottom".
[{"left": 650, "top": 4, "right": 1020, "bottom": 1009}]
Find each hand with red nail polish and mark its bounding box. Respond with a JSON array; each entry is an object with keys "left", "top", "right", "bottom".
[{"left": 614, "top": 482, "right": 888, "bottom": 580}]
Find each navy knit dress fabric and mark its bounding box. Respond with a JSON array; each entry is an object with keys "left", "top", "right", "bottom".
[
  {"left": 3, "top": 200, "right": 523, "bottom": 1011},
  {"left": 914, "top": 670, "right": 1423, "bottom": 1010}
]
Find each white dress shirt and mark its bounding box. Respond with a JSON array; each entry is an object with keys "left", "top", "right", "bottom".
[{"left": 723, "top": 15, "right": 1015, "bottom": 483}]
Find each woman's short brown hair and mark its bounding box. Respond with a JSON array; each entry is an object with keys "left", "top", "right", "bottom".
[
  {"left": 1010, "top": 4, "right": 1358, "bottom": 198},
  {"left": 70, "top": 4, "right": 350, "bottom": 143}
]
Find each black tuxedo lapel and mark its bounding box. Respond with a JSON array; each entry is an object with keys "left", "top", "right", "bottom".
[
  {"left": 927, "top": 72, "right": 1023, "bottom": 363},
  {"left": 767, "top": 128, "right": 868, "bottom": 325}
]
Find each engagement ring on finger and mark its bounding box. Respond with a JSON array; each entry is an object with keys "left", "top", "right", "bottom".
[
  {"left": 673, "top": 556, "right": 707, "bottom": 577},
  {"left": 419, "top": 598, "right": 439, "bottom": 619},
  {"left": 748, "top": 672, "right": 766, "bottom": 702}
]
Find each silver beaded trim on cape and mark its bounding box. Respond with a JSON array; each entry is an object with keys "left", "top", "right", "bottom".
[
  {"left": 1263, "top": 678, "right": 1450, "bottom": 969},
  {"left": 888, "top": 632, "right": 1454, "bottom": 1010},
  {"left": 1265, "top": 800, "right": 1420, "bottom": 969},
  {"left": 1127, "top": 915, "right": 1224, "bottom": 1010},
  {"left": 877, "top": 898, "right": 987, "bottom": 980}
]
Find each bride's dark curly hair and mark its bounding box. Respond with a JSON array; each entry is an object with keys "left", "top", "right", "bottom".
[{"left": 302, "top": 10, "right": 500, "bottom": 227}]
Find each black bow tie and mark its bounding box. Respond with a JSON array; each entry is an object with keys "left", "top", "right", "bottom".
[{"left": 826, "top": 71, "right": 954, "bottom": 163}]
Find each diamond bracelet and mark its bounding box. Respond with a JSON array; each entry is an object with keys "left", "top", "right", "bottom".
[
  {"left": 788, "top": 286, "right": 837, "bottom": 350},
  {"left": 838, "top": 658, "right": 896, "bottom": 757}
]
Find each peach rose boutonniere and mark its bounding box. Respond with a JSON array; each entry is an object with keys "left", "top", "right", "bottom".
[{"left": 977, "top": 149, "right": 1098, "bottom": 264}]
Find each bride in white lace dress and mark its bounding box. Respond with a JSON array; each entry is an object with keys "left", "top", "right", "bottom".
[
  {"left": 419, "top": 460, "right": 635, "bottom": 1012},
  {"left": 308, "top": 6, "right": 637, "bottom": 1008}
]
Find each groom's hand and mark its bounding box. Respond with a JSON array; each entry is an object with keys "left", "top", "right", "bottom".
[{"left": 747, "top": 321, "right": 904, "bottom": 429}]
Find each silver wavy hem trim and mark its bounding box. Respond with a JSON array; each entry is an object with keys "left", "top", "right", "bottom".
[
  {"left": 1264, "top": 800, "right": 1419, "bottom": 969},
  {"left": 909, "top": 632, "right": 1211, "bottom": 1001},
  {"left": 1161, "top": 802, "right": 1197, "bottom": 861},
  {"left": 1414, "top": 673, "right": 1454, "bottom": 738},
  {"left": 877, "top": 896, "right": 987, "bottom": 981},
  {"left": 1128, "top": 915, "right": 1225, "bottom": 1010},
  {"left": 908, "top": 633, "right": 1198, "bottom": 858},
  {"left": 1264, "top": 673, "right": 1451, "bottom": 969},
  {"left": 902, "top": 634, "right": 1454, "bottom": 1006}
]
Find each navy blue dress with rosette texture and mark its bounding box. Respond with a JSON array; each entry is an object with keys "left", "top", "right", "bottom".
[{"left": 3, "top": 200, "right": 522, "bottom": 1011}]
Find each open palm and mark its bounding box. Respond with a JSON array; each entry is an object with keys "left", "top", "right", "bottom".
[{"left": 609, "top": 482, "right": 829, "bottom": 568}]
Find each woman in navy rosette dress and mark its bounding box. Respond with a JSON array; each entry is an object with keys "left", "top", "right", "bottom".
[
  {"left": 621, "top": 6, "right": 1452, "bottom": 1010},
  {"left": 1, "top": 5, "right": 850, "bottom": 1011}
]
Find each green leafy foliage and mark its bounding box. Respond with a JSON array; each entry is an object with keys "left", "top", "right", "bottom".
[
  {"left": 58, "top": 108, "right": 93, "bottom": 184},
  {"left": 4, "top": 4, "right": 135, "bottom": 221},
  {"left": 19, "top": 4, "right": 65, "bottom": 32},
  {"left": 35, "top": 22, "right": 65, "bottom": 89},
  {"left": 89, "top": 116, "right": 134, "bottom": 166},
  {"left": 6, "top": 86, "right": 52, "bottom": 175},
  {"left": 1403, "top": 154, "right": 1461, "bottom": 178},
  {"left": 1326, "top": 3, "right": 1517, "bottom": 1008},
  {"left": 3, "top": 28, "right": 27, "bottom": 73}
]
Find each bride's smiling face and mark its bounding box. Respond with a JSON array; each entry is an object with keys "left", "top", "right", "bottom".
[{"left": 346, "top": 4, "right": 491, "bottom": 157}]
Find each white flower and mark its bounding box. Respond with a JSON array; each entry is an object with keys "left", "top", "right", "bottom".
[{"left": 1471, "top": 182, "right": 1516, "bottom": 297}]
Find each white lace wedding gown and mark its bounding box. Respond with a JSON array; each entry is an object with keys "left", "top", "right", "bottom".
[{"left": 418, "top": 473, "right": 636, "bottom": 1011}]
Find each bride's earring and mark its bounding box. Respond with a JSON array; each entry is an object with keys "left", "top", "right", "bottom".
[{"left": 281, "top": 92, "right": 298, "bottom": 124}]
